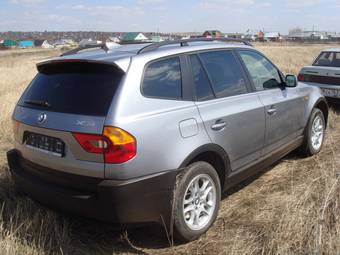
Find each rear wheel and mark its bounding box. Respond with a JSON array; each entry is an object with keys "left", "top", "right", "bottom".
[
  {"left": 300, "top": 108, "right": 325, "bottom": 156},
  {"left": 173, "top": 161, "right": 221, "bottom": 242}
]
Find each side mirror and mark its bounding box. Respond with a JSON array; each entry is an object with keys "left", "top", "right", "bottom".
[{"left": 285, "top": 74, "right": 297, "bottom": 87}]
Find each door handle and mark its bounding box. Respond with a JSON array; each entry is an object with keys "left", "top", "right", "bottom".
[
  {"left": 267, "top": 107, "right": 277, "bottom": 115},
  {"left": 211, "top": 120, "right": 226, "bottom": 131}
]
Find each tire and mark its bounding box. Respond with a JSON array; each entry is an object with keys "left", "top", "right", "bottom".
[
  {"left": 300, "top": 108, "right": 325, "bottom": 156},
  {"left": 173, "top": 161, "right": 221, "bottom": 242}
]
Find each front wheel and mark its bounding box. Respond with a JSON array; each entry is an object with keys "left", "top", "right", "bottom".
[
  {"left": 300, "top": 108, "right": 325, "bottom": 156},
  {"left": 173, "top": 161, "right": 221, "bottom": 242}
]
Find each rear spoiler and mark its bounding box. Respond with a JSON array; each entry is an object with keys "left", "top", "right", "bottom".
[{"left": 36, "top": 59, "right": 124, "bottom": 73}]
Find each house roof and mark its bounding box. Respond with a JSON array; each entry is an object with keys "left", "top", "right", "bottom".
[
  {"left": 121, "top": 32, "right": 142, "bottom": 41},
  {"left": 34, "top": 39, "right": 45, "bottom": 47},
  {"left": 3, "top": 39, "right": 17, "bottom": 47},
  {"left": 19, "top": 40, "right": 34, "bottom": 45}
]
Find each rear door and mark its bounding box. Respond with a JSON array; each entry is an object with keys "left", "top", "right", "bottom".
[
  {"left": 190, "top": 50, "right": 266, "bottom": 172},
  {"left": 13, "top": 61, "right": 124, "bottom": 178},
  {"left": 237, "top": 50, "right": 305, "bottom": 154}
]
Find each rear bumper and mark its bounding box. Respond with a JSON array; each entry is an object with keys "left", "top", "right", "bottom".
[
  {"left": 305, "top": 82, "right": 340, "bottom": 100},
  {"left": 325, "top": 97, "right": 340, "bottom": 104},
  {"left": 7, "top": 149, "right": 177, "bottom": 226}
]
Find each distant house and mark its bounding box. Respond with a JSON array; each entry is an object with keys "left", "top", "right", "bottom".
[
  {"left": 0, "top": 40, "right": 6, "bottom": 50},
  {"left": 244, "top": 30, "right": 260, "bottom": 41},
  {"left": 202, "top": 30, "right": 224, "bottom": 38},
  {"left": 225, "top": 33, "right": 244, "bottom": 39},
  {"left": 54, "top": 39, "right": 78, "bottom": 48},
  {"left": 63, "top": 39, "right": 77, "bottom": 47},
  {"left": 34, "top": 39, "right": 45, "bottom": 47},
  {"left": 53, "top": 40, "right": 67, "bottom": 48},
  {"left": 121, "top": 32, "right": 149, "bottom": 42},
  {"left": 18, "top": 40, "right": 34, "bottom": 48},
  {"left": 107, "top": 36, "right": 121, "bottom": 43},
  {"left": 41, "top": 40, "right": 54, "bottom": 49},
  {"left": 150, "top": 35, "right": 164, "bottom": 42},
  {"left": 79, "top": 38, "right": 102, "bottom": 47},
  {"left": 257, "top": 31, "right": 265, "bottom": 41},
  {"left": 288, "top": 28, "right": 336, "bottom": 41},
  {"left": 264, "top": 32, "right": 281, "bottom": 42},
  {"left": 34, "top": 39, "right": 54, "bottom": 48},
  {"left": 2, "top": 39, "right": 17, "bottom": 48}
]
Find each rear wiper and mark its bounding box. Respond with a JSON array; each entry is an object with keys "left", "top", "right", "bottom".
[{"left": 24, "top": 100, "right": 51, "bottom": 108}]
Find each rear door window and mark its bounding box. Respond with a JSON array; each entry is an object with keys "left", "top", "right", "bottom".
[
  {"left": 199, "top": 50, "right": 248, "bottom": 98},
  {"left": 19, "top": 62, "right": 123, "bottom": 116},
  {"left": 142, "top": 57, "right": 182, "bottom": 100},
  {"left": 189, "top": 54, "right": 214, "bottom": 101}
]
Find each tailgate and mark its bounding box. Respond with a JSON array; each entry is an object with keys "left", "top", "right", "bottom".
[
  {"left": 299, "top": 66, "right": 340, "bottom": 86},
  {"left": 12, "top": 61, "right": 124, "bottom": 178}
]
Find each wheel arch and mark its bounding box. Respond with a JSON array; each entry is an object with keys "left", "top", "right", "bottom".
[
  {"left": 313, "top": 98, "right": 329, "bottom": 128},
  {"left": 179, "top": 144, "right": 230, "bottom": 190}
]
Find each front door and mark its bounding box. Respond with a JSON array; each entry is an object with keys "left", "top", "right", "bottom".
[{"left": 237, "top": 50, "right": 304, "bottom": 154}]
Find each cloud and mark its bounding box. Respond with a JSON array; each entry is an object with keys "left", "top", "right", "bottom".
[
  {"left": 199, "top": 0, "right": 255, "bottom": 10},
  {"left": 9, "top": 0, "right": 44, "bottom": 4},
  {"left": 285, "top": 0, "right": 320, "bottom": 8},
  {"left": 67, "top": 4, "right": 144, "bottom": 17},
  {"left": 71, "top": 4, "right": 86, "bottom": 10},
  {"left": 136, "top": 0, "right": 165, "bottom": 5},
  {"left": 88, "top": 5, "right": 144, "bottom": 17}
]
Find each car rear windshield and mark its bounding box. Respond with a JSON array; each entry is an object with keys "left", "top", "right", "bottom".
[
  {"left": 313, "top": 52, "right": 340, "bottom": 67},
  {"left": 18, "top": 62, "right": 123, "bottom": 116}
]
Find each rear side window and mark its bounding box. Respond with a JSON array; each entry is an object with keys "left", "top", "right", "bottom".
[
  {"left": 313, "top": 52, "right": 340, "bottom": 67},
  {"left": 199, "top": 51, "right": 248, "bottom": 98},
  {"left": 19, "top": 62, "right": 123, "bottom": 116},
  {"left": 189, "top": 54, "right": 214, "bottom": 101},
  {"left": 142, "top": 57, "right": 182, "bottom": 100}
]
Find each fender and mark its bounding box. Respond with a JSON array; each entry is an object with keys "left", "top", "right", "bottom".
[
  {"left": 179, "top": 143, "right": 231, "bottom": 189},
  {"left": 312, "top": 97, "right": 329, "bottom": 126},
  {"left": 307, "top": 97, "right": 329, "bottom": 129}
]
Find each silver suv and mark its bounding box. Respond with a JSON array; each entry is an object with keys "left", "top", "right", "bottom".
[{"left": 7, "top": 39, "right": 328, "bottom": 241}]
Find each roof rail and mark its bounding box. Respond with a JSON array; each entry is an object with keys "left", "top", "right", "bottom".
[
  {"left": 137, "top": 38, "right": 252, "bottom": 54},
  {"left": 60, "top": 43, "right": 109, "bottom": 57}
]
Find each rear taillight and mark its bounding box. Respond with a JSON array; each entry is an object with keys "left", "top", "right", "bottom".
[
  {"left": 102, "top": 127, "right": 136, "bottom": 164},
  {"left": 297, "top": 73, "right": 305, "bottom": 82},
  {"left": 12, "top": 119, "right": 20, "bottom": 135},
  {"left": 73, "top": 133, "right": 108, "bottom": 154},
  {"left": 73, "top": 126, "right": 136, "bottom": 164}
]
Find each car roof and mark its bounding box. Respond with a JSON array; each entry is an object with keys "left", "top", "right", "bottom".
[
  {"left": 322, "top": 48, "right": 340, "bottom": 52},
  {"left": 41, "top": 41, "right": 254, "bottom": 72}
]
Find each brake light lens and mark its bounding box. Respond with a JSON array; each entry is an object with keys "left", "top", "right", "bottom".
[
  {"left": 73, "top": 133, "right": 108, "bottom": 154},
  {"left": 73, "top": 127, "right": 136, "bottom": 164},
  {"left": 297, "top": 73, "right": 305, "bottom": 82},
  {"left": 12, "top": 119, "right": 20, "bottom": 135}
]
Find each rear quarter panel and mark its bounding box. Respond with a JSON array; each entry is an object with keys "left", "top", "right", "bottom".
[{"left": 104, "top": 54, "right": 211, "bottom": 180}]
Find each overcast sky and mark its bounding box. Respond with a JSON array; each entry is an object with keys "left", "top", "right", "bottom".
[{"left": 0, "top": 0, "right": 340, "bottom": 33}]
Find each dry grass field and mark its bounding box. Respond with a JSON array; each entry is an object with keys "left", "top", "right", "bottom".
[{"left": 0, "top": 44, "right": 339, "bottom": 255}]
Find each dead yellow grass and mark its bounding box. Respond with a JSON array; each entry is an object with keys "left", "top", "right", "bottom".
[{"left": 0, "top": 45, "right": 339, "bottom": 255}]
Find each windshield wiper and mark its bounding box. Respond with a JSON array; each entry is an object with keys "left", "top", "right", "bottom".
[{"left": 24, "top": 100, "right": 51, "bottom": 108}]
